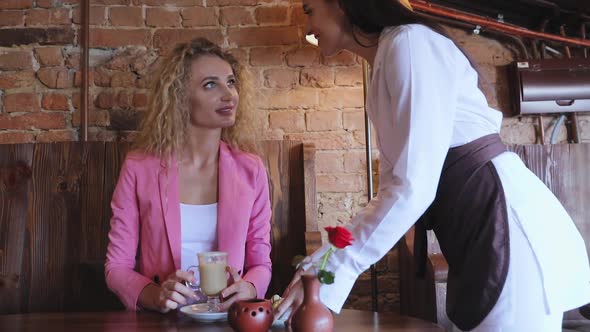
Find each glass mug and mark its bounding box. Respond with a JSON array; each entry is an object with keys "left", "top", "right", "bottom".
[{"left": 195, "top": 251, "right": 228, "bottom": 312}]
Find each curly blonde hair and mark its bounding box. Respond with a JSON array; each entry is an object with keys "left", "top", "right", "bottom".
[{"left": 134, "top": 38, "right": 260, "bottom": 159}]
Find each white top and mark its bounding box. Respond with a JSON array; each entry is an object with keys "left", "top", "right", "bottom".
[
  {"left": 180, "top": 203, "right": 218, "bottom": 271},
  {"left": 308, "top": 24, "right": 590, "bottom": 314}
]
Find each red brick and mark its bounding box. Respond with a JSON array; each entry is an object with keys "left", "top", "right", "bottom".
[
  {"left": 335, "top": 67, "right": 362, "bottom": 86},
  {"left": 343, "top": 110, "right": 365, "bottom": 131},
  {"left": 3, "top": 93, "right": 40, "bottom": 113},
  {"left": 181, "top": 7, "right": 217, "bottom": 27},
  {"left": 0, "top": 112, "right": 66, "bottom": 130},
  {"left": 255, "top": 6, "right": 288, "bottom": 25},
  {"left": 0, "top": 131, "right": 35, "bottom": 144},
  {"left": 49, "top": 8, "right": 71, "bottom": 25},
  {"left": 227, "top": 48, "right": 247, "bottom": 64},
  {"left": 93, "top": 67, "right": 111, "bottom": 87},
  {"left": 315, "top": 151, "right": 344, "bottom": 173},
  {"left": 37, "top": 67, "right": 73, "bottom": 88},
  {"left": 95, "top": 91, "right": 116, "bottom": 109},
  {"left": 133, "top": 93, "right": 148, "bottom": 108},
  {"left": 117, "top": 90, "right": 133, "bottom": 108},
  {"left": 208, "top": 0, "right": 256, "bottom": 6},
  {"left": 0, "top": 0, "right": 33, "bottom": 9},
  {"left": 74, "top": 70, "right": 95, "bottom": 87},
  {"left": 90, "top": 28, "right": 151, "bottom": 48},
  {"left": 146, "top": 8, "right": 180, "bottom": 27},
  {"left": 265, "top": 88, "right": 318, "bottom": 110},
  {"left": 320, "top": 88, "right": 364, "bottom": 109},
  {"left": 0, "top": 27, "right": 74, "bottom": 46},
  {"left": 109, "top": 7, "right": 143, "bottom": 27},
  {"left": 89, "top": 0, "right": 127, "bottom": 4},
  {"left": 306, "top": 110, "right": 342, "bottom": 131},
  {"left": 317, "top": 173, "right": 363, "bottom": 192},
  {"left": 34, "top": 47, "right": 63, "bottom": 66},
  {"left": 35, "top": 0, "right": 54, "bottom": 8},
  {"left": 73, "top": 6, "right": 107, "bottom": 25},
  {"left": 228, "top": 26, "right": 299, "bottom": 47},
  {"left": 250, "top": 47, "right": 284, "bottom": 66},
  {"left": 344, "top": 150, "right": 367, "bottom": 173},
  {"left": 26, "top": 8, "right": 70, "bottom": 26},
  {"left": 111, "top": 72, "right": 136, "bottom": 87},
  {"left": 322, "top": 50, "right": 358, "bottom": 66},
  {"left": 25, "top": 9, "right": 49, "bottom": 25},
  {"left": 220, "top": 7, "right": 253, "bottom": 26},
  {"left": 42, "top": 93, "right": 69, "bottom": 111},
  {"left": 0, "top": 10, "right": 24, "bottom": 26},
  {"left": 153, "top": 29, "right": 223, "bottom": 53},
  {"left": 132, "top": 0, "right": 201, "bottom": 5},
  {"left": 268, "top": 111, "right": 305, "bottom": 133},
  {"left": 300, "top": 68, "right": 333, "bottom": 88},
  {"left": 72, "top": 109, "right": 110, "bottom": 126},
  {"left": 36, "top": 130, "right": 77, "bottom": 142},
  {"left": 0, "top": 51, "right": 33, "bottom": 70},
  {"left": 65, "top": 52, "right": 79, "bottom": 69},
  {"left": 0, "top": 71, "right": 36, "bottom": 89},
  {"left": 290, "top": 4, "right": 305, "bottom": 26},
  {"left": 263, "top": 68, "right": 299, "bottom": 88},
  {"left": 286, "top": 47, "right": 320, "bottom": 67}
]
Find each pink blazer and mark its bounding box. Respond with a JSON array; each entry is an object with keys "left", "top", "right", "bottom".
[{"left": 105, "top": 142, "right": 272, "bottom": 310}]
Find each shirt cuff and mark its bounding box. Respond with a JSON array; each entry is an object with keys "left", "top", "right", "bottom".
[{"left": 318, "top": 263, "right": 358, "bottom": 313}]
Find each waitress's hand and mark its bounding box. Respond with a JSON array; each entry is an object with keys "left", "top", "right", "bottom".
[
  {"left": 138, "top": 270, "right": 199, "bottom": 313},
  {"left": 218, "top": 266, "right": 257, "bottom": 311},
  {"left": 274, "top": 268, "right": 305, "bottom": 325}
]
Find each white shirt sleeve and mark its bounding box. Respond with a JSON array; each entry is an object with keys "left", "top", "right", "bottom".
[{"left": 310, "top": 26, "right": 461, "bottom": 313}]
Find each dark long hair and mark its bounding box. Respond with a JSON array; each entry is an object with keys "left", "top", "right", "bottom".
[{"left": 336, "top": 0, "right": 481, "bottom": 75}]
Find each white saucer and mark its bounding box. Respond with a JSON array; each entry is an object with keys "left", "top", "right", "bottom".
[{"left": 179, "top": 304, "right": 228, "bottom": 323}]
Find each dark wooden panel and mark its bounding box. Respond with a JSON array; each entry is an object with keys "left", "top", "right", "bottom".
[
  {"left": 261, "top": 141, "right": 308, "bottom": 298},
  {"left": 0, "top": 144, "right": 34, "bottom": 314},
  {"left": 27, "top": 143, "right": 84, "bottom": 313}
]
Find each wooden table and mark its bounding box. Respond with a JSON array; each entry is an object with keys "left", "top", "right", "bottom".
[{"left": 0, "top": 309, "right": 444, "bottom": 331}]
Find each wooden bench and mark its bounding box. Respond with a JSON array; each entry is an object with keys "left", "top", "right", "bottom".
[
  {"left": 400, "top": 143, "right": 590, "bottom": 330},
  {"left": 0, "top": 140, "right": 318, "bottom": 314}
]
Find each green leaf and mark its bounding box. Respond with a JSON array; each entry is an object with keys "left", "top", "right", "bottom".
[{"left": 317, "top": 269, "right": 335, "bottom": 284}]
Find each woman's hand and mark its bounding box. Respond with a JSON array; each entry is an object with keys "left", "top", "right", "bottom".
[
  {"left": 274, "top": 268, "right": 305, "bottom": 325},
  {"left": 138, "top": 270, "right": 199, "bottom": 313},
  {"left": 218, "top": 266, "right": 257, "bottom": 311}
]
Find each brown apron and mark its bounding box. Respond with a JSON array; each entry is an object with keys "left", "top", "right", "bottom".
[{"left": 414, "top": 133, "right": 509, "bottom": 331}]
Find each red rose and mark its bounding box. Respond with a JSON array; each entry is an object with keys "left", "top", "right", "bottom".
[{"left": 325, "top": 226, "right": 354, "bottom": 249}]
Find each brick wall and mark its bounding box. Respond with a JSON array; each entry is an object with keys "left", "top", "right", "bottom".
[{"left": 1, "top": 0, "right": 589, "bottom": 312}]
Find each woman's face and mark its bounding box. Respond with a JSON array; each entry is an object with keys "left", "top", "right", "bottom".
[
  {"left": 303, "top": 0, "right": 351, "bottom": 56},
  {"left": 187, "top": 55, "right": 238, "bottom": 130}
]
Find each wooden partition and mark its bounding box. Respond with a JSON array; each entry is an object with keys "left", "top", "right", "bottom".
[{"left": 0, "top": 140, "right": 317, "bottom": 314}]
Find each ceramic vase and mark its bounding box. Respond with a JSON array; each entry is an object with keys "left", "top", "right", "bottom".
[{"left": 291, "top": 274, "right": 334, "bottom": 332}]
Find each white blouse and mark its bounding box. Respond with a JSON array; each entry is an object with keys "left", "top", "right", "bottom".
[
  {"left": 180, "top": 203, "right": 218, "bottom": 271},
  {"left": 308, "top": 24, "right": 590, "bottom": 314}
]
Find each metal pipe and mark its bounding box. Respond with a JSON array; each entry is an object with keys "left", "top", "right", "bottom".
[
  {"left": 421, "top": 12, "right": 530, "bottom": 59},
  {"left": 362, "top": 60, "right": 379, "bottom": 313},
  {"left": 557, "top": 25, "right": 581, "bottom": 144},
  {"left": 560, "top": 25, "right": 572, "bottom": 58},
  {"left": 410, "top": 0, "right": 590, "bottom": 48},
  {"left": 80, "top": 0, "right": 90, "bottom": 141},
  {"left": 583, "top": 23, "right": 588, "bottom": 58},
  {"left": 537, "top": 116, "right": 545, "bottom": 144}
]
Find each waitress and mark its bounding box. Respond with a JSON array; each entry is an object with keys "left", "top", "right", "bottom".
[{"left": 276, "top": 0, "right": 590, "bottom": 331}]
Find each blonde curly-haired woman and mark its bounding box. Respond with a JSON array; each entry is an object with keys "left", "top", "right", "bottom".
[{"left": 105, "top": 38, "right": 272, "bottom": 313}]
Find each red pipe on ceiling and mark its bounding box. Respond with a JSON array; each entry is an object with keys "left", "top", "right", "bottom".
[{"left": 410, "top": 0, "right": 590, "bottom": 48}]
